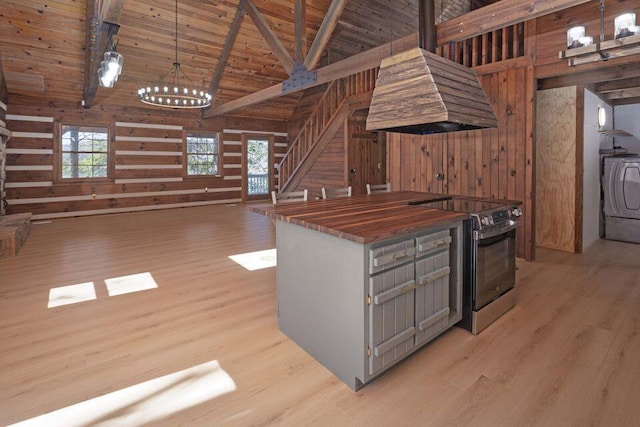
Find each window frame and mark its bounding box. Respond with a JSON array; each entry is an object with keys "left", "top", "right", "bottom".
[
  {"left": 54, "top": 122, "right": 114, "bottom": 183},
  {"left": 183, "top": 131, "right": 222, "bottom": 178}
]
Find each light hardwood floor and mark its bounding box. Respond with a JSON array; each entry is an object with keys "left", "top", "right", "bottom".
[{"left": 1, "top": 205, "right": 639, "bottom": 426}]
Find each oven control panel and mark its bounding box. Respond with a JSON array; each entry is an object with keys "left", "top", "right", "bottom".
[
  {"left": 478, "top": 210, "right": 511, "bottom": 227},
  {"left": 473, "top": 206, "right": 521, "bottom": 238},
  {"left": 492, "top": 210, "right": 511, "bottom": 223}
]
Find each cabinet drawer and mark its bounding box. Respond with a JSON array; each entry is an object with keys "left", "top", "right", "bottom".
[
  {"left": 369, "top": 238, "right": 415, "bottom": 274},
  {"left": 415, "top": 229, "right": 451, "bottom": 258},
  {"left": 368, "top": 264, "right": 415, "bottom": 376},
  {"left": 414, "top": 250, "right": 451, "bottom": 346}
]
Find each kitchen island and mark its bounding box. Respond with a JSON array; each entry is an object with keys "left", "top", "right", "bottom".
[{"left": 249, "top": 192, "right": 469, "bottom": 390}]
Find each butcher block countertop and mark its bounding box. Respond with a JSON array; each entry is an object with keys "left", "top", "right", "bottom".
[{"left": 248, "top": 191, "right": 470, "bottom": 244}]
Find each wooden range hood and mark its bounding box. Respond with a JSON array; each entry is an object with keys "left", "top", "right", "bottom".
[{"left": 366, "top": 0, "right": 497, "bottom": 135}]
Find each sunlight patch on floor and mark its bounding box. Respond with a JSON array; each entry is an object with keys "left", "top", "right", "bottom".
[
  {"left": 105, "top": 272, "right": 158, "bottom": 297},
  {"left": 229, "top": 248, "right": 277, "bottom": 271},
  {"left": 9, "top": 360, "right": 236, "bottom": 427},
  {"left": 48, "top": 282, "right": 97, "bottom": 308}
]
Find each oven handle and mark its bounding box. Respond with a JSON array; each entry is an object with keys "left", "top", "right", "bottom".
[{"left": 474, "top": 221, "right": 520, "bottom": 240}]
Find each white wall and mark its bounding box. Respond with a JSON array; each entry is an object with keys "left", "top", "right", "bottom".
[
  {"left": 614, "top": 104, "right": 640, "bottom": 153},
  {"left": 583, "top": 89, "right": 613, "bottom": 251}
]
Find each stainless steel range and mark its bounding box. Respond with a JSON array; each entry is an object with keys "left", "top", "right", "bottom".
[{"left": 409, "top": 196, "right": 521, "bottom": 334}]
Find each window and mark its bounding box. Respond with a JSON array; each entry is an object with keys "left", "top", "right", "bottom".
[
  {"left": 60, "top": 125, "right": 110, "bottom": 179},
  {"left": 186, "top": 133, "right": 220, "bottom": 176}
]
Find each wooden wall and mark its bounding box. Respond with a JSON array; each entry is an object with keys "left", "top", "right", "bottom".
[
  {"left": 286, "top": 85, "right": 328, "bottom": 142},
  {"left": 292, "top": 110, "right": 387, "bottom": 200},
  {"left": 347, "top": 111, "right": 386, "bottom": 196},
  {"left": 4, "top": 102, "right": 286, "bottom": 219},
  {"left": 0, "top": 55, "right": 7, "bottom": 216},
  {"left": 387, "top": 66, "right": 534, "bottom": 260},
  {"left": 535, "top": 86, "right": 583, "bottom": 253},
  {"left": 295, "top": 124, "right": 346, "bottom": 200}
]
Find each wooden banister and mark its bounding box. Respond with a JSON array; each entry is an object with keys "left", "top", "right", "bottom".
[{"left": 278, "top": 67, "right": 378, "bottom": 192}]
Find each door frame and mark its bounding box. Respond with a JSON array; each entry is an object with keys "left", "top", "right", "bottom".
[{"left": 242, "top": 133, "right": 274, "bottom": 202}]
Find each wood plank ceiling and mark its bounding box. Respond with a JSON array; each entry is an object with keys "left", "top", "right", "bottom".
[
  {"left": 0, "top": 0, "right": 487, "bottom": 120},
  {"left": 0, "top": 0, "right": 412, "bottom": 120},
  {"left": 1, "top": 0, "right": 637, "bottom": 121}
]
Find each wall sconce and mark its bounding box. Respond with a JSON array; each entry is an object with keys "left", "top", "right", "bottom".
[
  {"left": 559, "top": 1, "right": 640, "bottom": 66},
  {"left": 597, "top": 106, "right": 606, "bottom": 128},
  {"left": 98, "top": 23, "right": 123, "bottom": 88}
]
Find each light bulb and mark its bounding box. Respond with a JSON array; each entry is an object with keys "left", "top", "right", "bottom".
[
  {"left": 567, "top": 26, "right": 586, "bottom": 48},
  {"left": 615, "top": 13, "right": 636, "bottom": 38}
]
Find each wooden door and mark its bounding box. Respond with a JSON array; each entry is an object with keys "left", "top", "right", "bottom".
[{"left": 348, "top": 111, "right": 386, "bottom": 196}]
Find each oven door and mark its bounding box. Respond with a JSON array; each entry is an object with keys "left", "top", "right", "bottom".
[{"left": 472, "top": 228, "right": 516, "bottom": 310}]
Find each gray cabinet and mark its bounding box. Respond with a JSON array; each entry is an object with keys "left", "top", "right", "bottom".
[
  {"left": 368, "top": 263, "right": 416, "bottom": 376},
  {"left": 276, "top": 220, "right": 463, "bottom": 390},
  {"left": 367, "top": 228, "right": 457, "bottom": 376}
]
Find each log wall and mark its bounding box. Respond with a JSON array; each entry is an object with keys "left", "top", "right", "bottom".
[
  {"left": 4, "top": 102, "right": 286, "bottom": 219},
  {"left": 0, "top": 55, "right": 7, "bottom": 216}
]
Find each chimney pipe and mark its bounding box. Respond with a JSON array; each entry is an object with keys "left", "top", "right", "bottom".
[{"left": 418, "top": 0, "right": 436, "bottom": 53}]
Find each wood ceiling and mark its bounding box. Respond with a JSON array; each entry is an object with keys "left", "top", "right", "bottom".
[{"left": 0, "top": 0, "right": 638, "bottom": 122}]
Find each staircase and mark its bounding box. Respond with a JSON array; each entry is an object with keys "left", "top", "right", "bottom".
[{"left": 278, "top": 68, "right": 378, "bottom": 192}]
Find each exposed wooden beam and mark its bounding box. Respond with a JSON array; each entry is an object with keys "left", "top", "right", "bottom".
[
  {"left": 595, "top": 77, "right": 640, "bottom": 93},
  {"left": 83, "top": 0, "right": 100, "bottom": 108},
  {"left": 604, "top": 87, "right": 640, "bottom": 100},
  {"left": 208, "top": 0, "right": 246, "bottom": 98},
  {"left": 436, "top": 0, "right": 591, "bottom": 46},
  {"left": 303, "top": 0, "right": 348, "bottom": 70},
  {"left": 538, "top": 63, "right": 640, "bottom": 90},
  {"left": 295, "top": 0, "right": 307, "bottom": 63},
  {"left": 244, "top": 0, "right": 295, "bottom": 74},
  {"left": 202, "top": 33, "right": 417, "bottom": 118},
  {"left": 83, "top": 0, "right": 125, "bottom": 109},
  {"left": 0, "top": 53, "right": 8, "bottom": 105},
  {"left": 100, "top": 0, "right": 126, "bottom": 23},
  {"left": 612, "top": 96, "right": 640, "bottom": 106}
]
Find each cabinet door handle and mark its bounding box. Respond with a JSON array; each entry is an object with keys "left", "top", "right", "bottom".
[
  {"left": 373, "top": 279, "right": 416, "bottom": 305},
  {"left": 417, "top": 236, "right": 452, "bottom": 252},
  {"left": 392, "top": 248, "right": 415, "bottom": 259},
  {"left": 373, "top": 326, "right": 416, "bottom": 357},
  {"left": 373, "top": 247, "right": 416, "bottom": 267},
  {"left": 402, "top": 283, "right": 417, "bottom": 294},
  {"left": 418, "top": 307, "right": 450, "bottom": 331},
  {"left": 418, "top": 266, "right": 450, "bottom": 286}
]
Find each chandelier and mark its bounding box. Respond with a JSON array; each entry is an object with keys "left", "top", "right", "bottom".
[
  {"left": 559, "top": 0, "right": 640, "bottom": 66},
  {"left": 137, "top": 0, "right": 212, "bottom": 108}
]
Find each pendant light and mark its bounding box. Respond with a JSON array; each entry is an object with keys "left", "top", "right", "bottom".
[{"left": 137, "top": 0, "right": 212, "bottom": 108}]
